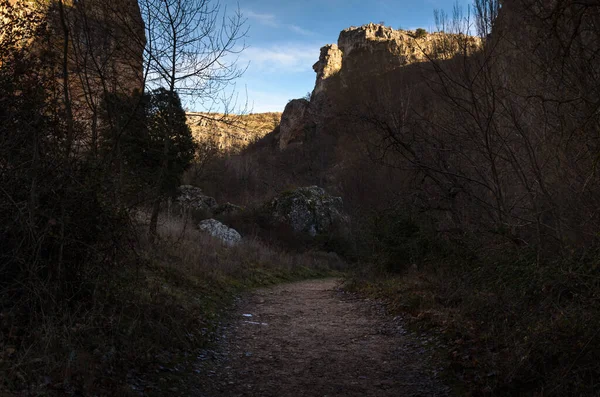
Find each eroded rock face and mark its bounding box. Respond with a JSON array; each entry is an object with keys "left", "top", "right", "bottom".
[
  {"left": 335, "top": 23, "right": 479, "bottom": 81},
  {"left": 23, "top": 0, "right": 144, "bottom": 92},
  {"left": 279, "top": 99, "right": 311, "bottom": 150},
  {"left": 312, "top": 44, "right": 343, "bottom": 97},
  {"left": 176, "top": 185, "right": 218, "bottom": 213},
  {"left": 187, "top": 112, "right": 281, "bottom": 153},
  {"left": 337, "top": 24, "right": 422, "bottom": 79},
  {"left": 276, "top": 23, "right": 480, "bottom": 149},
  {"left": 198, "top": 219, "right": 242, "bottom": 246},
  {"left": 265, "top": 186, "right": 349, "bottom": 237},
  {"left": 338, "top": 24, "right": 416, "bottom": 57},
  {"left": 4, "top": 0, "right": 146, "bottom": 147}
]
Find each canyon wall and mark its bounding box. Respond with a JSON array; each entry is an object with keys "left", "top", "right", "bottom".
[
  {"left": 277, "top": 23, "right": 480, "bottom": 149},
  {"left": 187, "top": 112, "right": 281, "bottom": 152},
  {"left": 4, "top": 0, "right": 146, "bottom": 147}
]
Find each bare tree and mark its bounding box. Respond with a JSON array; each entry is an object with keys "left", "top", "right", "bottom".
[
  {"left": 141, "top": 0, "right": 247, "bottom": 107},
  {"left": 474, "top": 0, "right": 500, "bottom": 38},
  {"left": 352, "top": 0, "right": 600, "bottom": 259},
  {"left": 140, "top": 0, "right": 248, "bottom": 241}
]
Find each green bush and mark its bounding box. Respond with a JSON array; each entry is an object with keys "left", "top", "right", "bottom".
[{"left": 414, "top": 28, "right": 427, "bottom": 38}]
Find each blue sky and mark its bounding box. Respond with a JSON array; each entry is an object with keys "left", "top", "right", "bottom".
[{"left": 217, "top": 0, "right": 472, "bottom": 113}]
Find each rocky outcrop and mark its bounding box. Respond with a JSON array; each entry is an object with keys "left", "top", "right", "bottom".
[
  {"left": 4, "top": 0, "right": 146, "bottom": 147},
  {"left": 318, "top": 24, "right": 479, "bottom": 90},
  {"left": 276, "top": 23, "right": 480, "bottom": 149},
  {"left": 312, "top": 44, "right": 343, "bottom": 97},
  {"left": 278, "top": 99, "right": 311, "bottom": 150},
  {"left": 187, "top": 112, "right": 281, "bottom": 153},
  {"left": 176, "top": 185, "right": 218, "bottom": 213},
  {"left": 198, "top": 219, "right": 242, "bottom": 246},
  {"left": 264, "top": 186, "right": 349, "bottom": 237}
]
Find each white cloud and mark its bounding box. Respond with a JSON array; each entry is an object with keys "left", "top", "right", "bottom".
[
  {"left": 241, "top": 44, "right": 320, "bottom": 73},
  {"left": 288, "top": 25, "right": 315, "bottom": 36},
  {"left": 243, "top": 10, "right": 279, "bottom": 27},
  {"left": 243, "top": 9, "right": 315, "bottom": 37}
]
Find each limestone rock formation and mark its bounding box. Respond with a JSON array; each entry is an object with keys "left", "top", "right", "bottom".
[
  {"left": 176, "top": 185, "right": 218, "bottom": 213},
  {"left": 264, "top": 186, "right": 349, "bottom": 237},
  {"left": 312, "top": 44, "right": 343, "bottom": 97},
  {"left": 319, "top": 23, "right": 479, "bottom": 89},
  {"left": 276, "top": 23, "right": 481, "bottom": 149},
  {"left": 4, "top": 0, "right": 146, "bottom": 148},
  {"left": 187, "top": 112, "right": 281, "bottom": 153},
  {"left": 278, "top": 99, "right": 311, "bottom": 150},
  {"left": 198, "top": 219, "right": 242, "bottom": 246}
]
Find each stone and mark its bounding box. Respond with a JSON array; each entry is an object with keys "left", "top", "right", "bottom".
[
  {"left": 176, "top": 185, "right": 217, "bottom": 213},
  {"left": 3, "top": 0, "right": 146, "bottom": 147},
  {"left": 265, "top": 186, "right": 349, "bottom": 237},
  {"left": 186, "top": 112, "right": 281, "bottom": 153},
  {"left": 275, "top": 23, "right": 481, "bottom": 149},
  {"left": 312, "top": 44, "right": 343, "bottom": 97},
  {"left": 198, "top": 219, "right": 242, "bottom": 246},
  {"left": 278, "top": 99, "right": 311, "bottom": 150}
]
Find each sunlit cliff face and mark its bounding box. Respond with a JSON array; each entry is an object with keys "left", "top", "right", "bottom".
[
  {"left": 2, "top": 0, "right": 146, "bottom": 136},
  {"left": 313, "top": 23, "right": 481, "bottom": 97},
  {"left": 276, "top": 23, "right": 481, "bottom": 149}
]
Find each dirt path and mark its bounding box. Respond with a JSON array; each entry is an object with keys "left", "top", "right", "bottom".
[{"left": 200, "top": 279, "right": 449, "bottom": 396}]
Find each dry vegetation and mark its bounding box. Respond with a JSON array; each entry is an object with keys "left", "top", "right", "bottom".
[
  {"left": 3, "top": 0, "right": 600, "bottom": 395},
  {"left": 0, "top": 1, "right": 337, "bottom": 395},
  {"left": 198, "top": 1, "right": 600, "bottom": 394},
  {"left": 345, "top": 249, "right": 600, "bottom": 395},
  {"left": 344, "top": 2, "right": 600, "bottom": 393},
  {"left": 0, "top": 213, "right": 343, "bottom": 395}
]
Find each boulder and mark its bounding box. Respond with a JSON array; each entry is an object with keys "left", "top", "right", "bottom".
[
  {"left": 265, "top": 186, "right": 348, "bottom": 237},
  {"left": 198, "top": 219, "right": 242, "bottom": 246},
  {"left": 176, "top": 185, "right": 217, "bottom": 213}
]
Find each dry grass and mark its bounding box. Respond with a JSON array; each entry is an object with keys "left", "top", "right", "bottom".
[
  {"left": 0, "top": 212, "right": 344, "bottom": 396},
  {"left": 346, "top": 255, "right": 600, "bottom": 396},
  {"left": 153, "top": 214, "right": 345, "bottom": 281}
]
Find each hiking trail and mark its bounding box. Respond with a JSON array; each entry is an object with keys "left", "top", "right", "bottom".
[{"left": 200, "top": 278, "right": 449, "bottom": 396}]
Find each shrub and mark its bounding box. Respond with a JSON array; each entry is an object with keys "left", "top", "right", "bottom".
[
  {"left": 415, "top": 28, "right": 427, "bottom": 38},
  {"left": 364, "top": 210, "right": 461, "bottom": 273}
]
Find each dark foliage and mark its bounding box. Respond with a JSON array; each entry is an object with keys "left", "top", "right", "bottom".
[
  {"left": 414, "top": 27, "right": 427, "bottom": 38},
  {"left": 100, "top": 88, "right": 197, "bottom": 207}
]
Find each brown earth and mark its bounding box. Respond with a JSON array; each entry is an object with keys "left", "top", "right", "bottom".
[{"left": 200, "top": 279, "right": 450, "bottom": 396}]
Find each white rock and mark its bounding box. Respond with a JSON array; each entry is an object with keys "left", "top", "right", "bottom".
[{"left": 198, "top": 219, "right": 242, "bottom": 246}]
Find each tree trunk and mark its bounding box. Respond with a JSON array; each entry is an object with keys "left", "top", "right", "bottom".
[
  {"left": 148, "top": 98, "right": 172, "bottom": 243},
  {"left": 57, "top": 0, "right": 75, "bottom": 153},
  {"left": 148, "top": 197, "right": 161, "bottom": 244}
]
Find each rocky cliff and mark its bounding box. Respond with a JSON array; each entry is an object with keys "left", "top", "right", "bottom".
[
  {"left": 187, "top": 112, "right": 281, "bottom": 152},
  {"left": 5, "top": 0, "right": 146, "bottom": 140},
  {"left": 277, "top": 23, "right": 480, "bottom": 149}
]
